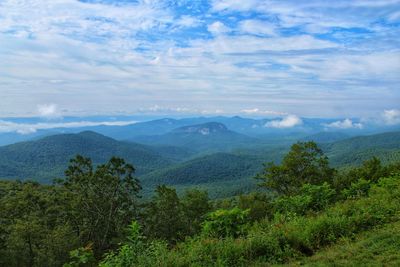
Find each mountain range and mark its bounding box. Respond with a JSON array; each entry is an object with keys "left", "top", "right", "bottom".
[
  {"left": 2, "top": 115, "right": 399, "bottom": 146},
  {"left": 130, "top": 122, "right": 259, "bottom": 152},
  {"left": 1, "top": 119, "right": 399, "bottom": 197}
]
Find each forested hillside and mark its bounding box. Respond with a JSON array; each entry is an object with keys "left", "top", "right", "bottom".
[
  {"left": 0, "top": 131, "right": 173, "bottom": 183},
  {"left": 323, "top": 131, "right": 400, "bottom": 166},
  {"left": 0, "top": 130, "right": 400, "bottom": 196}
]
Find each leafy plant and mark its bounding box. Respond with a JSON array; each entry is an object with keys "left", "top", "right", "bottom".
[
  {"left": 342, "top": 178, "right": 371, "bottom": 199},
  {"left": 63, "top": 244, "right": 95, "bottom": 267},
  {"left": 202, "top": 207, "right": 250, "bottom": 238}
]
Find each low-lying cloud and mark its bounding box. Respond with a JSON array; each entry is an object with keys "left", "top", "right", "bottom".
[
  {"left": 37, "top": 104, "right": 61, "bottom": 119},
  {"left": 323, "top": 119, "right": 363, "bottom": 129},
  {"left": 382, "top": 109, "right": 400, "bottom": 125},
  {"left": 265, "top": 115, "right": 303, "bottom": 128},
  {"left": 0, "top": 120, "right": 137, "bottom": 135}
]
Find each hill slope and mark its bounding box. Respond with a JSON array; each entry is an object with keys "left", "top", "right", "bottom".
[
  {"left": 322, "top": 131, "right": 400, "bottom": 166},
  {"left": 142, "top": 153, "right": 265, "bottom": 186},
  {"left": 140, "top": 131, "right": 400, "bottom": 197},
  {"left": 0, "top": 131, "right": 173, "bottom": 183}
]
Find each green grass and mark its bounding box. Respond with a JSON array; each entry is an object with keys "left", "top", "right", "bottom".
[{"left": 284, "top": 220, "right": 400, "bottom": 267}]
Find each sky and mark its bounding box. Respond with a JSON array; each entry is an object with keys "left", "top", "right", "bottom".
[{"left": 0, "top": 0, "right": 399, "bottom": 119}]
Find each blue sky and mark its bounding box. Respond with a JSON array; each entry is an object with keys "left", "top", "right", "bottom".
[{"left": 0, "top": 0, "right": 399, "bottom": 121}]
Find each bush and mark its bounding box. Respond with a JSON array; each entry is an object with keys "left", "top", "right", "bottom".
[
  {"left": 273, "top": 182, "right": 336, "bottom": 215},
  {"left": 342, "top": 178, "right": 371, "bottom": 199},
  {"left": 202, "top": 208, "right": 250, "bottom": 238},
  {"left": 63, "top": 245, "right": 96, "bottom": 267}
]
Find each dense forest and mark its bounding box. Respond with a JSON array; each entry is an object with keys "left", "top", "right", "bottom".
[{"left": 1, "top": 141, "right": 399, "bottom": 266}]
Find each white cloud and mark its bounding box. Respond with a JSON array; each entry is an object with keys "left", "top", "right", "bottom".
[
  {"left": 207, "top": 21, "right": 230, "bottom": 35},
  {"left": 176, "top": 16, "right": 200, "bottom": 28},
  {"left": 265, "top": 115, "right": 303, "bottom": 128},
  {"left": 382, "top": 109, "right": 400, "bottom": 125},
  {"left": 241, "top": 108, "right": 287, "bottom": 116},
  {"left": 137, "top": 105, "right": 192, "bottom": 113},
  {"left": 0, "top": 119, "right": 137, "bottom": 135},
  {"left": 37, "top": 103, "right": 60, "bottom": 119},
  {"left": 238, "top": 20, "right": 276, "bottom": 36},
  {"left": 211, "top": 0, "right": 259, "bottom": 12},
  {"left": 323, "top": 119, "right": 363, "bottom": 129}
]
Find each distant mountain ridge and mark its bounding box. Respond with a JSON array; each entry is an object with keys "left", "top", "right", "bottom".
[
  {"left": 301, "top": 132, "right": 350, "bottom": 143},
  {"left": 130, "top": 122, "right": 259, "bottom": 152},
  {"left": 1, "top": 115, "right": 386, "bottom": 146},
  {"left": 171, "top": 122, "right": 229, "bottom": 135}
]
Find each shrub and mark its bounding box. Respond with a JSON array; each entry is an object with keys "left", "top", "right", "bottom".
[
  {"left": 100, "top": 221, "right": 145, "bottom": 267},
  {"left": 63, "top": 244, "right": 96, "bottom": 267},
  {"left": 273, "top": 182, "right": 336, "bottom": 216},
  {"left": 202, "top": 208, "right": 250, "bottom": 238},
  {"left": 342, "top": 178, "right": 371, "bottom": 199}
]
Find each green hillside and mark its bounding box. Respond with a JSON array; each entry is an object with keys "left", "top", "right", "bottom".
[
  {"left": 323, "top": 131, "right": 400, "bottom": 166},
  {"left": 0, "top": 131, "right": 173, "bottom": 183},
  {"left": 301, "top": 131, "right": 350, "bottom": 143},
  {"left": 142, "top": 153, "right": 265, "bottom": 186},
  {"left": 140, "top": 131, "right": 400, "bottom": 197},
  {"left": 1, "top": 130, "right": 400, "bottom": 191},
  {"left": 140, "top": 149, "right": 285, "bottom": 197}
]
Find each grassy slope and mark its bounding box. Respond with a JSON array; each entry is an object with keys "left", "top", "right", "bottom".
[
  {"left": 123, "top": 174, "right": 400, "bottom": 266},
  {"left": 284, "top": 221, "right": 400, "bottom": 267}
]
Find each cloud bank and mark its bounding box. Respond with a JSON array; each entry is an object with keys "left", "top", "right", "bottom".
[
  {"left": 0, "top": 120, "right": 137, "bottom": 135},
  {"left": 323, "top": 119, "right": 363, "bottom": 129},
  {"left": 0, "top": 0, "right": 399, "bottom": 117}
]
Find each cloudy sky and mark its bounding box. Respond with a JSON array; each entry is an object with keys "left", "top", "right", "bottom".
[{"left": 0, "top": 0, "right": 399, "bottom": 118}]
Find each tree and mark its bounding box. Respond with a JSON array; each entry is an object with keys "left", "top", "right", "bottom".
[
  {"left": 142, "top": 185, "right": 184, "bottom": 244},
  {"left": 333, "top": 157, "right": 390, "bottom": 191},
  {"left": 238, "top": 192, "right": 273, "bottom": 222},
  {"left": 181, "top": 189, "right": 211, "bottom": 236},
  {"left": 257, "top": 141, "right": 335, "bottom": 195},
  {"left": 0, "top": 181, "right": 78, "bottom": 267},
  {"left": 61, "top": 155, "right": 141, "bottom": 255}
]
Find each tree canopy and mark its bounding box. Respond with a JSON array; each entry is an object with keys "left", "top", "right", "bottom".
[{"left": 257, "top": 141, "right": 336, "bottom": 195}]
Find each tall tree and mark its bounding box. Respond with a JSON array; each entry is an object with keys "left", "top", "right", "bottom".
[
  {"left": 61, "top": 155, "right": 141, "bottom": 255},
  {"left": 181, "top": 189, "right": 211, "bottom": 236},
  {"left": 257, "top": 141, "right": 335, "bottom": 195},
  {"left": 142, "top": 185, "right": 184, "bottom": 244}
]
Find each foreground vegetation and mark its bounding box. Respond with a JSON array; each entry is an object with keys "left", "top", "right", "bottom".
[
  {"left": 0, "top": 141, "right": 399, "bottom": 266},
  {"left": 286, "top": 221, "right": 400, "bottom": 266}
]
